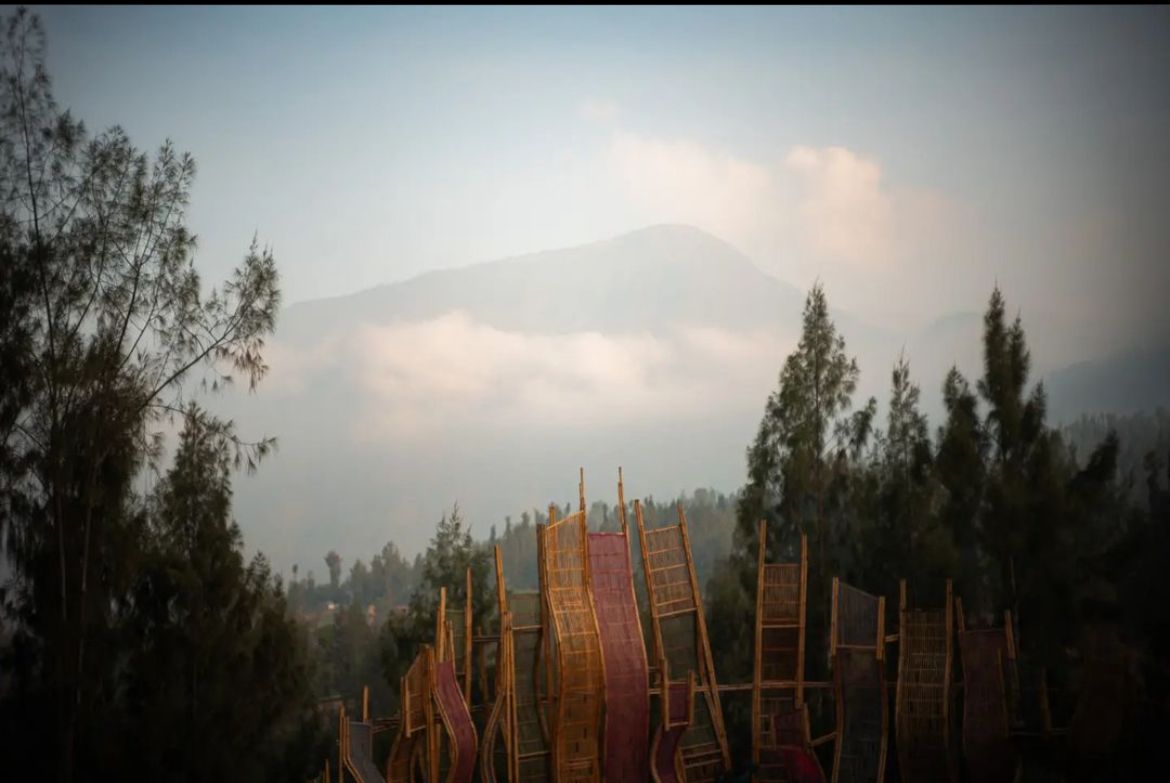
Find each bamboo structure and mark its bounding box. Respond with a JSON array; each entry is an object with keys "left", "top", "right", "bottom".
[
  {"left": 480, "top": 609, "right": 513, "bottom": 783},
  {"left": 539, "top": 492, "right": 605, "bottom": 783},
  {"left": 441, "top": 570, "right": 475, "bottom": 705},
  {"left": 651, "top": 657, "right": 697, "bottom": 783},
  {"left": 386, "top": 587, "right": 479, "bottom": 783},
  {"left": 955, "top": 598, "right": 1016, "bottom": 783},
  {"left": 587, "top": 468, "right": 651, "bottom": 783},
  {"left": 390, "top": 648, "right": 434, "bottom": 783},
  {"left": 339, "top": 686, "right": 386, "bottom": 783},
  {"left": 752, "top": 521, "right": 810, "bottom": 781},
  {"left": 894, "top": 580, "right": 955, "bottom": 783},
  {"left": 481, "top": 545, "right": 552, "bottom": 783},
  {"left": 435, "top": 587, "right": 479, "bottom": 783},
  {"left": 829, "top": 578, "right": 888, "bottom": 783},
  {"left": 635, "top": 500, "right": 730, "bottom": 783}
]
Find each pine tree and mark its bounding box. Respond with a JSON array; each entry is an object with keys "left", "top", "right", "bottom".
[
  {"left": 735, "top": 283, "right": 864, "bottom": 574},
  {"left": 0, "top": 10, "right": 280, "bottom": 777}
]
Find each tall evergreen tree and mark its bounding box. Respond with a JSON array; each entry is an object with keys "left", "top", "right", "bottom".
[
  {"left": 0, "top": 10, "right": 281, "bottom": 777},
  {"left": 118, "top": 406, "right": 322, "bottom": 782},
  {"left": 735, "top": 283, "right": 865, "bottom": 576}
]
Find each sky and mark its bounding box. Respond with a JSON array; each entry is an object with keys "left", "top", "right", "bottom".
[
  {"left": 16, "top": 4, "right": 1170, "bottom": 567},
  {"left": 21, "top": 5, "right": 1170, "bottom": 367}
]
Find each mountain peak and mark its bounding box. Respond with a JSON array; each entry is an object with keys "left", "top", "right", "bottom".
[
  {"left": 279, "top": 224, "right": 802, "bottom": 340},
  {"left": 585, "top": 223, "right": 757, "bottom": 269}
]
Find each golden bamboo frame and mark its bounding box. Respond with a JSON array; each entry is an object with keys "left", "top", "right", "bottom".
[
  {"left": 635, "top": 499, "right": 731, "bottom": 782},
  {"left": 538, "top": 475, "right": 605, "bottom": 783},
  {"left": 829, "top": 577, "right": 888, "bottom": 783},
  {"left": 894, "top": 579, "right": 955, "bottom": 783},
  {"left": 752, "top": 521, "right": 810, "bottom": 781}
]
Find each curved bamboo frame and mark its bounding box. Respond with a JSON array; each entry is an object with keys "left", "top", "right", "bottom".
[
  {"left": 635, "top": 499, "right": 730, "bottom": 783},
  {"left": 339, "top": 687, "right": 385, "bottom": 783},
  {"left": 894, "top": 579, "right": 955, "bottom": 783},
  {"left": 651, "top": 656, "right": 697, "bottom": 783},
  {"left": 539, "top": 490, "right": 605, "bottom": 783},
  {"left": 435, "top": 586, "right": 479, "bottom": 783},
  {"left": 480, "top": 543, "right": 552, "bottom": 783},
  {"left": 829, "top": 577, "right": 888, "bottom": 783},
  {"left": 752, "top": 521, "right": 810, "bottom": 781},
  {"left": 389, "top": 648, "right": 433, "bottom": 783},
  {"left": 955, "top": 598, "right": 1017, "bottom": 783},
  {"left": 479, "top": 609, "right": 512, "bottom": 783},
  {"left": 587, "top": 468, "right": 651, "bottom": 783}
]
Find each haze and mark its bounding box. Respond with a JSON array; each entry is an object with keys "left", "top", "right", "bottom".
[{"left": 27, "top": 5, "right": 1170, "bottom": 572}]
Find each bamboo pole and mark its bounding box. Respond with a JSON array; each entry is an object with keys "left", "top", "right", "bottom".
[
  {"left": 944, "top": 578, "right": 956, "bottom": 783},
  {"left": 877, "top": 594, "right": 889, "bottom": 781},
  {"left": 617, "top": 467, "right": 628, "bottom": 535},
  {"left": 752, "top": 519, "right": 767, "bottom": 768},
  {"left": 437, "top": 587, "right": 448, "bottom": 663},
  {"left": 798, "top": 533, "right": 808, "bottom": 707},
  {"left": 581, "top": 505, "right": 607, "bottom": 781},
  {"left": 465, "top": 567, "right": 474, "bottom": 702},
  {"left": 426, "top": 646, "right": 439, "bottom": 783}
]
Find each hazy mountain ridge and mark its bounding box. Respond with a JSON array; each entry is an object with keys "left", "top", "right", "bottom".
[
  {"left": 279, "top": 224, "right": 806, "bottom": 341},
  {"left": 218, "top": 225, "right": 1167, "bottom": 574}
]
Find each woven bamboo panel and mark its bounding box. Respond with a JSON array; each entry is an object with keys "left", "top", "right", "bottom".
[
  {"left": 540, "top": 511, "right": 604, "bottom": 783},
  {"left": 653, "top": 679, "right": 694, "bottom": 783},
  {"left": 588, "top": 530, "right": 651, "bottom": 783},
  {"left": 346, "top": 719, "right": 385, "bottom": 783},
  {"left": 830, "top": 580, "right": 887, "bottom": 783},
  {"left": 435, "top": 659, "right": 478, "bottom": 783},
  {"left": 636, "top": 502, "right": 730, "bottom": 783},
  {"left": 759, "top": 706, "right": 826, "bottom": 783},
  {"left": 958, "top": 627, "right": 1013, "bottom": 783},
  {"left": 895, "top": 581, "right": 954, "bottom": 783},
  {"left": 753, "top": 525, "right": 809, "bottom": 783},
  {"left": 835, "top": 583, "right": 879, "bottom": 649}
]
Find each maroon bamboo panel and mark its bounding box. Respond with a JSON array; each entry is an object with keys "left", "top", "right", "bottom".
[
  {"left": 588, "top": 531, "right": 651, "bottom": 783},
  {"left": 436, "top": 660, "right": 478, "bottom": 783},
  {"left": 958, "top": 629, "right": 1013, "bottom": 783},
  {"left": 654, "top": 682, "right": 692, "bottom": 783}
]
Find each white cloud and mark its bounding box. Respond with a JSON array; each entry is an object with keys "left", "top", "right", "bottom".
[
  {"left": 262, "top": 332, "right": 349, "bottom": 396},
  {"left": 784, "top": 145, "right": 894, "bottom": 266},
  {"left": 597, "top": 129, "right": 968, "bottom": 330},
  {"left": 271, "top": 311, "right": 795, "bottom": 444},
  {"left": 606, "top": 130, "right": 777, "bottom": 248}
]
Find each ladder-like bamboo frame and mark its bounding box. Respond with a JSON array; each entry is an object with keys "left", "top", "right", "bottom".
[
  {"left": 894, "top": 579, "right": 955, "bottom": 783},
  {"left": 829, "top": 577, "right": 888, "bottom": 783},
  {"left": 752, "top": 521, "right": 811, "bottom": 781},
  {"left": 538, "top": 478, "right": 606, "bottom": 783},
  {"left": 480, "top": 544, "right": 552, "bottom": 782},
  {"left": 389, "top": 647, "right": 434, "bottom": 783},
  {"left": 955, "top": 598, "right": 1017, "bottom": 783},
  {"left": 635, "top": 499, "right": 731, "bottom": 782}
]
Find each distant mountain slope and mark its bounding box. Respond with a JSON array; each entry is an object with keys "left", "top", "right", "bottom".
[
  {"left": 209, "top": 224, "right": 1165, "bottom": 575},
  {"left": 278, "top": 224, "right": 805, "bottom": 341},
  {"left": 1045, "top": 341, "right": 1170, "bottom": 424}
]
